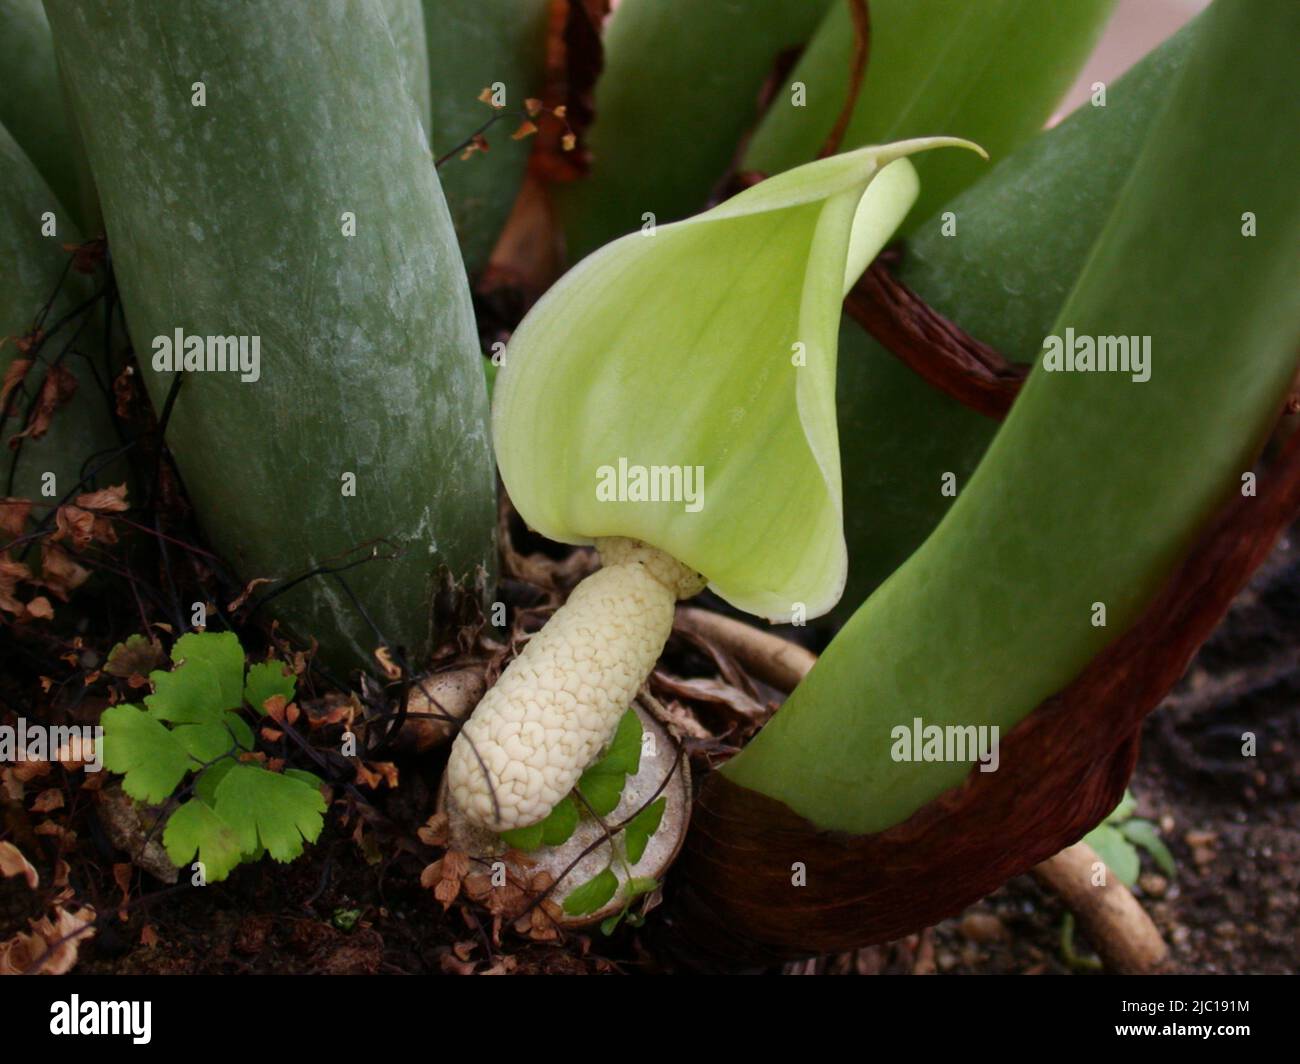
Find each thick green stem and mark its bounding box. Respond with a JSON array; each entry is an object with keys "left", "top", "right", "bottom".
[
  {"left": 0, "top": 0, "right": 84, "bottom": 230},
  {"left": 45, "top": 0, "right": 497, "bottom": 668},
  {"left": 744, "top": 0, "right": 1116, "bottom": 231},
  {"left": 834, "top": 14, "right": 1204, "bottom": 619},
  {"left": 557, "top": 0, "right": 836, "bottom": 261},
  {"left": 0, "top": 122, "right": 122, "bottom": 505},
  {"left": 723, "top": 0, "right": 1300, "bottom": 835},
  {"left": 423, "top": 0, "right": 550, "bottom": 275}
]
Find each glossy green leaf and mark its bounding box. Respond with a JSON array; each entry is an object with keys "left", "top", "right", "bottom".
[
  {"left": 540, "top": 796, "right": 579, "bottom": 847},
  {"left": 569, "top": 711, "right": 657, "bottom": 820},
  {"left": 145, "top": 661, "right": 225, "bottom": 726},
  {"left": 599, "top": 709, "right": 642, "bottom": 777},
  {"left": 497, "top": 139, "right": 979, "bottom": 620},
  {"left": 227, "top": 714, "right": 256, "bottom": 752},
  {"left": 100, "top": 704, "right": 194, "bottom": 805},
  {"left": 562, "top": 866, "right": 618, "bottom": 916},
  {"left": 1105, "top": 789, "right": 1138, "bottom": 824},
  {"left": 557, "top": 0, "right": 836, "bottom": 260},
  {"left": 45, "top": 0, "right": 497, "bottom": 670},
  {"left": 625, "top": 876, "right": 658, "bottom": 899},
  {"left": 726, "top": 0, "right": 1300, "bottom": 833},
  {"left": 1120, "top": 819, "right": 1176, "bottom": 878},
  {"left": 194, "top": 757, "right": 237, "bottom": 806},
  {"left": 243, "top": 659, "right": 297, "bottom": 716},
  {"left": 833, "top": 18, "right": 1203, "bottom": 620},
  {"left": 1083, "top": 823, "right": 1139, "bottom": 888},
  {"left": 623, "top": 798, "right": 665, "bottom": 866},
  {"left": 601, "top": 874, "right": 659, "bottom": 934},
  {"left": 499, "top": 821, "right": 544, "bottom": 852},
  {"left": 171, "top": 632, "right": 244, "bottom": 711},
  {"left": 213, "top": 763, "right": 327, "bottom": 864},
  {"left": 575, "top": 766, "right": 625, "bottom": 819},
  {"left": 745, "top": 0, "right": 1115, "bottom": 230},
  {"left": 284, "top": 768, "right": 326, "bottom": 793},
  {"left": 423, "top": 0, "right": 550, "bottom": 274},
  {"left": 171, "top": 716, "right": 246, "bottom": 764},
  {"left": 163, "top": 799, "right": 245, "bottom": 882}
]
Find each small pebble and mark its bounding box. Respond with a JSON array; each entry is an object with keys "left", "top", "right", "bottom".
[
  {"left": 1138, "top": 872, "right": 1168, "bottom": 898},
  {"left": 959, "top": 912, "right": 1007, "bottom": 943}
]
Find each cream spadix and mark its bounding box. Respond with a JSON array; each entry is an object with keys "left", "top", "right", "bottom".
[{"left": 448, "top": 139, "right": 983, "bottom": 831}]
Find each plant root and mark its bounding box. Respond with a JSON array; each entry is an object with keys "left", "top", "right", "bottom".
[
  {"left": 1031, "top": 841, "right": 1168, "bottom": 974},
  {"left": 674, "top": 607, "right": 816, "bottom": 694},
  {"left": 674, "top": 600, "right": 1171, "bottom": 968}
]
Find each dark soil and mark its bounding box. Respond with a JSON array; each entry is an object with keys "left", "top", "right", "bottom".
[
  {"left": 2, "top": 525, "right": 1295, "bottom": 975},
  {"left": 900, "top": 527, "right": 1300, "bottom": 977}
]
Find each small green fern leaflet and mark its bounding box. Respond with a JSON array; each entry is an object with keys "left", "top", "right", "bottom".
[
  {"left": 100, "top": 630, "right": 325, "bottom": 883},
  {"left": 496, "top": 708, "right": 670, "bottom": 921}
]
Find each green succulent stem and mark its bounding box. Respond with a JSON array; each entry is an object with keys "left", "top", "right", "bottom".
[
  {"left": 44, "top": 0, "right": 498, "bottom": 669},
  {"left": 724, "top": 0, "right": 1300, "bottom": 835}
]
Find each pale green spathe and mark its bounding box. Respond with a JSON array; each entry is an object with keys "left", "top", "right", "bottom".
[{"left": 495, "top": 139, "right": 981, "bottom": 621}]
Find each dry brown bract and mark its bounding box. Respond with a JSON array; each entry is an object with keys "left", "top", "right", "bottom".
[
  {"left": 53, "top": 483, "right": 129, "bottom": 550},
  {"left": 0, "top": 840, "right": 98, "bottom": 975},
  {"left": 0, "top": 497, "right": 31, "bottom": 537},
  {"left": 0, "top": 905, "right": 97, "bottom": 976},
  {"left": 6, "top": 364, "right": 78, "bottom": 445},
  {"left": 0, "top": 840, "right": 40, "bottom": 889}
]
